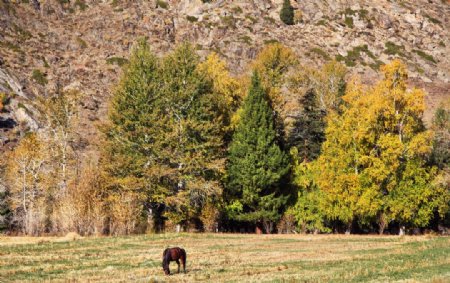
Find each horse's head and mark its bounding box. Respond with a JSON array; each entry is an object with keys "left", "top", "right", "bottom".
[
  {"left": 162, "top": 248, "right": 171, "bottom": 275},
  {"left": 163, "top": 264, "right": 170, "bottom": 275}
]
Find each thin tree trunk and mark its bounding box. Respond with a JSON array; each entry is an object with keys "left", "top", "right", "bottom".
[
  {"left": 399, "top": 225, "right": 405, "bottom": 236},
  {"left": 345, "top": 221, "right": 352, "bottom": 235},
  {"left": 378, "top": 212, "right": 387, "bottom": 235}
]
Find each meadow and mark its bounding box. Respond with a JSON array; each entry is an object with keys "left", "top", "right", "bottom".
[{"left": 0, "top": 233, "right": 449, "bottom": 282}]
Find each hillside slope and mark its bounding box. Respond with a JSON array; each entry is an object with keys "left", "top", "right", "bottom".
[{"left": 0, "top": 0, "right": 448, "bottom": 155}]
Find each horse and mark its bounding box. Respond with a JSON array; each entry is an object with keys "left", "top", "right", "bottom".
[{"left": 162, "top": 247, "right": 186, "bottom": 275}]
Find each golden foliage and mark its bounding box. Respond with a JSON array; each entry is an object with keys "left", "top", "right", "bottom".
[
  {"left": 317, "top": 60, "right": 444, "bottom": 231},
  {"left": 251, "top": 43, "right": 297, "bottom": 107},
  {"left": 6, "top": 133, "right": 48, "bottom": 235}
]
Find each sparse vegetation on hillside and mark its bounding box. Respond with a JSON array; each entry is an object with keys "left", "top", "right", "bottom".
[{"left": 31, "top": 69, "right": 47, "bottom": 86}]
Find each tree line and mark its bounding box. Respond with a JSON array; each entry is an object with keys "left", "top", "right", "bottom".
[{"left": 1, "top": 40, "right": 448, "bottom": 235}]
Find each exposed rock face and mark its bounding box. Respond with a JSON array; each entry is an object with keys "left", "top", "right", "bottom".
[{"left": 0, "top": 0, "right": 448, "bottom": 154}]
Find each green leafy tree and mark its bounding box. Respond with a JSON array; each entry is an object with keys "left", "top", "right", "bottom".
[
  {"left": 290, "top": 148, "right": 329, "bottom": 233},
  {"left": 280, "top": 0, "right": 295, "bottom": 25},
  {"left": 225, "top": 72, "right": 289, "bottom": 233},
  {"left": 103, "top": 41, "right": 228, "bottom": 233},
  {"left": 158, "top": 43, "right": 227, "bottom": 229}
]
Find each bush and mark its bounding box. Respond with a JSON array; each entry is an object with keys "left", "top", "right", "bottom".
[
  {"left": 384, "top": 41, "right": 407, "bottom": 57},
  {"left": 31, "top": 69, "right": 48, "bottom": 86},
  {"left": 280, "top": 0, "right": 294, "bottom": 25},
  {"left": 156, "top": 0, "right": 168, "bottom": 9},
  {"left": 106, "top": 57, "right": 129, "bottom": 67},
  {"left": 344, "top": 16, "right": 354, "bottom": 28},
  {"left": 186, "top": 15, "right": 198, "bottom": 22},
  {"left": 413, "top": 49, "right": 436, "bottom": 64}
]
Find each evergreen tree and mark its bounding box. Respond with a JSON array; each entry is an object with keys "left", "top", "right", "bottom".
[
  {"left": 280, "top": 0, "right": 294, "bottom": 25},
  {"left": 225, "top": 72, "right": 289, "bottom": 233},
  {"left": 431, "top": 104, "right": 450, "bottom": 170},
  {"left": 288, "top": 89, "right": 326, "bottom": 161}
]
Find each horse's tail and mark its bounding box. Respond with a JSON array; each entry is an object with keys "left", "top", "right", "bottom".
[{"left": 181, "top": 248, "right": 187, "bottom": 265}]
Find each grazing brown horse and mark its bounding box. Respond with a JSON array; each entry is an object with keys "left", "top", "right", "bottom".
[{"left": 162, "top": 247, "right": 186, "bottom": 275}]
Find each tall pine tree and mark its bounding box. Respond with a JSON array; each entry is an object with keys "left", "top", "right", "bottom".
[
  {"left": 225, "top": 72, "right": 289, "bottom": 233},
  {"left": 280, "top": 0, "right": 294, "bottom": 25}
]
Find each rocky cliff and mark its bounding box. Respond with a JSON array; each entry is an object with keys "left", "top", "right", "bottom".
[{"left": 0, "top": 0, "right": 448, "bottom": 154}]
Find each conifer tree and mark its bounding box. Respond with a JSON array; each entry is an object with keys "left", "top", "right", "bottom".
[
  {"left": 158, "top": 43, "right": 226, "bottom": 229},
  {"left": 288, "top": 89, "right": 326, "bottom": 161},
  {"left": 101, "top": 38, "right": 161, "bottom": 234},
  {"left": 280, "top": 0, "right": 294, "bottom": 25},
  {"left": 225, "top": 72, "right": 289, "bottom": 233}
]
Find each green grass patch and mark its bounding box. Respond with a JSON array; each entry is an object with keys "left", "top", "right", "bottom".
[
  {"left": 239, "top": 35, "right": 252, "bottom": 45},
  {"left": 76, "top": 37, "right": 87, "bottom": 48},
  {"left": 245, "top": 15, "right": 257, "bottom": 24},
  {"left": 310, "top": 47, "right": 330, "bottom": 60},
  {"left": 106, "top": 57, "right": 129, "bottom": 67},
  {"left": 0, "top": 41, "right": 24, "bottom": 54},
  {"left": 1, "top": 235, "right": 448, "bottom": 282},
  {"left": 186, "top": 15, "right": 198, "bottom": 23},
  {"left": 336, "top": 44, "right": 381, "bottom": 67},
  {"left": 264, "top": 16, "right": 276, "bottom": 24},
  {"left": 12, "top": 23, "right": 32, "bottom": 41},
  {"left": 74, "top": 0, "right": 88, "bottom": 11},
  {"left": 384, "top": 41, "right": 407, "bottom": 57},
  {"left": 156, "top": 0, "right": 168, "bottom": 9},
  {"left": 264, "top": 39, "right": 279, "bottom": 45},
  {"left": 31, "top": 69, "right": 48, "bottom": 86},
  {"left": 423, "top": 13, "right": 441, "bottom": 25},
  {"left": 344, "top": 16, "right": 354, "bottom": 28},
  {"left": 232, "top": 6, "right": 243, "bottom": 14},
  {"left": 413, "top": 49, "right": 437, "bottom": 64},
  {"left": 221, "top": 15, "right": 237, "bottom": 29}
]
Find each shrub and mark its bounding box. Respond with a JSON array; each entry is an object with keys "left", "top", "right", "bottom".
[
  {"left": 280, "top": 0, "right": 294, "bottom": 25},
  {"left": 186, "top": 15, "right": 198, "bottom": 22},
  {"left": 74, "top": 0, "right": 87, "bottom": 11},
  {"left": 344, "top": 16, "right": 354, "bottom": 28},
  {"left": 31, "top": 69, "right": 48, "bottom": 86},
  {"left": 384, "top": 41, "right": 407, "bottom": 57},
  {"left": 310, "top": 47, "right": 330, "bottom": 60},
  {"left": 156, "top": 0, "right": 168, "bottom": 9},
  {"left": 106, "top": 57, "right": 129, "bottom": 67},
  {"left": 76, "top": 37, "right": 87, "bottom": 48},
  {"left": 413, "top": 49, "right": 437, "bottom": 64}
]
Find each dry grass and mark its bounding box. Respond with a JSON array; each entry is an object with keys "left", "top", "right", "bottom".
[{"left": 0, "top": 234, "right": 449, "bottom": 282}]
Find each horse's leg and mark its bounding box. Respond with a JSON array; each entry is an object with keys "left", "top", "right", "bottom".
[
  {"left": 182, "top": 255, "right": 186, "bottom": 273},
  {"left": 176, "top": 260, "right": 180, "bottom": 273}
]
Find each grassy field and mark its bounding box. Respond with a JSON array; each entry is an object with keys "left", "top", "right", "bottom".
[{"left": 0, "top": 233, "right": 449, "bottom": 282}]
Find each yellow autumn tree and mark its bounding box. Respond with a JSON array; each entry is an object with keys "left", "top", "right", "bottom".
[
  {"left": 5, "top": 133, "right": 48, "bottom": 235},
  {"left": 289, "top": 60, "right": 347, "bottom": 113},
  {"left": 317, "top": 60, "right": 447, "bottom": 234},
  {"left": 252, "top": 43, "right": 297, "bottom": 106},
  {"left": 197, "top": 52, "right": 245, "bottom": 133}
]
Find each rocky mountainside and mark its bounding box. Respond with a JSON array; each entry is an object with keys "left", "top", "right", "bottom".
[{"left": 0, "top": 0, "right": 448, "bottom": 156}]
